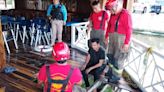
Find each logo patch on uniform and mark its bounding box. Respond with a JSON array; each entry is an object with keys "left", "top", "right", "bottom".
[
  {"left": 98, "top": 16, "right": 102, "bottom": 21},
  {"left": 51, "top": 74, "right": 70, "bottom": 91}
]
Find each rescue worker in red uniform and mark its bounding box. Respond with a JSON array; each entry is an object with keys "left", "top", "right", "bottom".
[
  {"left": 37, "top": 42, "right": 82, "bottom": 92},
  {"left": 88, "top": 0, "right": 109, "bottom": 49},
  {"left": 105, "top": 0, "right": 132, "bottom": 77}
]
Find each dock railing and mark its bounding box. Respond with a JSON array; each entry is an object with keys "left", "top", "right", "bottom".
[{"left": 124, "top": 38, "right": 164, "bottom": 92}]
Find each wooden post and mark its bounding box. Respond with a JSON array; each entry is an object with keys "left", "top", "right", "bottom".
[{"left": 0, "top": 15, "right": 6, "bottom": 71}]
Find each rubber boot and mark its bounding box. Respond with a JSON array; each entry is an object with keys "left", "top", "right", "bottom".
[{"left": 107, "top": 65, "right": 121, "bottom": 83}]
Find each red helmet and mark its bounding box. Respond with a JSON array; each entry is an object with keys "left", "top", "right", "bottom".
[
  {"left": 105, "top": 0, "right": 117, "bottom": 10},
  {"left": 52, "top": 42, "right": 70, "bottom": 61},
  {"left": 106, "top": 0, "right": 116, "bottom": 4}
]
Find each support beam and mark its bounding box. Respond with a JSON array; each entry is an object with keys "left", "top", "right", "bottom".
[{"left": 0, "top": 15, "right": 6, "bottom": 71}]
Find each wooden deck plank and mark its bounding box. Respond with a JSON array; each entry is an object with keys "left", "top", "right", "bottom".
[
  {"left": 9, "top": 57, "right": 39, "bottom": 71},
  {"left": 9, "top": 63, "right": 36, "bottom": 78},
  {"left": 0, "top": 73, "right": 42, "bottom": 92},
  {"left": 0, "top": 78, "right": 23, "bottom": 92}
]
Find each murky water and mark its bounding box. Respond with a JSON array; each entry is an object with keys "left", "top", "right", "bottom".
[{"left": 133, "top": 31, "right": 164, "bottom": 54}]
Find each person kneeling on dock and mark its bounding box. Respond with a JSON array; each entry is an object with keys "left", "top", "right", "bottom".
[{"left": 37, "top": 42, "right": 83, "bottom": 92}]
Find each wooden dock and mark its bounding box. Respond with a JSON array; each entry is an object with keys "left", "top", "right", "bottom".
[
  {"left": 0, "top": 42, "right": 141, "bottom": 92},
  {"left": 0, "top": 42, "right": 86, "bottom": 92}
]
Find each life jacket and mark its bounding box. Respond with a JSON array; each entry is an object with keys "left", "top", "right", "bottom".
[
  {"left": 46, "top": 65, "right": 74, "bottom": 92},
  {"left": 51, "top": 4, "right": 63, "bottom": 20}
]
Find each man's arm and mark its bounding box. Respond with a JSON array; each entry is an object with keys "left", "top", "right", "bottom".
[
  {"left": 104, "top": 15, "right": 111, "bottom": 46},
  {"left": 73, "top": 68, "right": 83, "bottom": 85},
  {"left": 123, "top": 11, "right": 132, "bottom": 52},
  {"left": 87, "top": 12, "right": 93, "bottom": 34},
  {"left": 124, "top": 12, "right": 132, "bottom": 45},
  {"left": 104, "top": 11, "right": 110, "bottom": 32},
  {"left": 105, "top": 24, "right": 110, "bottom": 46},
  {"left": 76, "top": 80, "right": 83, "bottom": 85},
  {"left": 47, "top": 4, "right": 52, "bottom": 17},
  {"left": 87, "top": 19, "right": 92, "bottom": 33},
  {"left": 105, "top": 18, "right": 111, "bottom": 39},
  {"left": 61, "top": 5, "right": 67, "bottom": 22},
  {"left": 86, "top": 59, "right": 104, "bottom": 74},
  {"left": 89, "top": 59, "right": 104, "bottom": 70},
  {"left": 85, "top": 54, "right": 90, "bottom": 65},
  {"left": 37, "top": 80, "right": 44, "bottom": 86},
  {"left": 81, "top": 54, "right": 90, "bottom": 70},
  {"left": 37, "top": 65, "right": 46, "bottom": 86}
]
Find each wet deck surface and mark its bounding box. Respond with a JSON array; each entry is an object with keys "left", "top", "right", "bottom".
[{"left": 0, "top": 42, "right": 86, "bottom": 92}]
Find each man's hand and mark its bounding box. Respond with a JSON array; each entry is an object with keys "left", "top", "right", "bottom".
[
  {"left": 48, "top": 16, "right": 52, "bottom": 20},
  {"left": 34, "top": 73, "right": 38, "bottom": 78},
  {"left": 81, "top": 64, "right": 86, "bottom": 71},
  {"left": 87, "top": 27, "right": 91, "bottom": 34},
  {"left": 37, "top": 81, "right": 43, "bottom": 88},
  {"left": 87, "top": 21, "right": 92, "bottom": 37},
  {"left": 85, "top": 67, "right": 92, "bottom": 74},
  {"left": 63, "top": 21, "right": 66, "bottom": 25},
  {"left": 104, "top": 38, "right": 108, "bottom": 46},
  {"left": 122, "top": 44, "right": 129, "bottom": 52}
]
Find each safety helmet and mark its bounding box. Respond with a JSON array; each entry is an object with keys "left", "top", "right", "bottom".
[
  {"left": 105, "top": 0, "right": 117, "bottom": 10},
  {"left": 52, "top": 42, "right": 70, "bottom": 61}
]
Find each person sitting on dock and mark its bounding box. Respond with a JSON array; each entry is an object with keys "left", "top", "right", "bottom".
[
  {"left": 37, "top": 42, "right": 82, "bottom": 92},
  {"left": 81, "top": 38, "right": 106, "bottom": 91}
]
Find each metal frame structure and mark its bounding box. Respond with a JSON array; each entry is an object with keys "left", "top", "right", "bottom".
[{"left": 71, "top": 22, "right": 89, "bottom": 53}]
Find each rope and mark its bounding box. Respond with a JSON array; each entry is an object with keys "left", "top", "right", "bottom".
[
  {"left": 142, "top": 47, "right": 154, "bottom": 85},
  {"left": 122, "top": 47, "right": 153, "bottom": 89},
  {"left": 143, "top": 47, "right": 153, "bottom": 65}
]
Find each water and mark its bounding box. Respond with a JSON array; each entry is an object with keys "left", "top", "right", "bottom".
[{"left": 133, "top": 31, "right": 164, "bottom": 54}]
